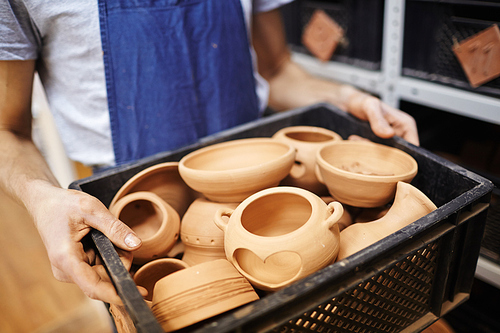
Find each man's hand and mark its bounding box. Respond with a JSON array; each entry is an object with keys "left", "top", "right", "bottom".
[
  {"left": 0, "top": 60, "right": 143, "bottom": 304},
  {"left": 30, "top": 183, "right": 143, "bottom": 304},
  {"left": 340, "top": 85, "right": 419, "bottom": 145},
  {"left": 252, "top": 9, "right": 419, "bottom": 146}
]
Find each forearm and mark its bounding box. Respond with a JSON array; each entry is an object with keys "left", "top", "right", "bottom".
[
  {"left": 0, "top": 59, "right": 61, "bottom": 218},
  {"left": 266, "top": 58, "right": 363, "bottom": 112},
  {"left": 0, "top": 129, "right": 61, "bottom": 214}
]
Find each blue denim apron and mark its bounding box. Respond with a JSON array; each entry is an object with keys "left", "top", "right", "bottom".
[{"left": 98, "top": 0, "right": 260, "bottom": 165}]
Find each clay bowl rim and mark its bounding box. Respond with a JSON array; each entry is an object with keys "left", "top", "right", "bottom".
[
  {"left": 111, "top": 191, "right": 178, "bottom": 244},
  {"left": 225, "top": 186, "right": 335, "bottom": 241},
  {"left": 316, "top": 140, "right": 418, "bottom": 183},
  {"left": 272, "top": 125, "right": 343, "bottom": 143},
  {"left": 178, "top": 138, "right": 295, "bottom": 177},
  {"left": 133, "top": 258, "right": 190, "bottom": 301},
  {"left": 109, "top": 161, "right": 184, "bottom": 208}
]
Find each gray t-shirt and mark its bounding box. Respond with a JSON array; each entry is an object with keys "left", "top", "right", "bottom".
[{"left": 1, "top": 0, "right": 291, "bottom": 167}]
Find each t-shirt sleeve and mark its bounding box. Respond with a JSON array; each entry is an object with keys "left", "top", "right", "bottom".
[
  {"left": 0, "top": 0, "right": 40, "bottom": 60},
  {"left": 253, "top": 0, "right": 295, "bottom": 13}
]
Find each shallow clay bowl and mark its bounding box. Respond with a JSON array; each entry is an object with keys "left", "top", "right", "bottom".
[
  {"left": 151, "top": 259, "right": 259, "bottom": 332},
  {"left": 316, "top": 140, "right": 418, "bottom": 207},
  {"left": 178, "top": 138, "right": 295, "bottom": 202},
  {"left": 109, "top": 162, "right": 197, "bottom": 218}
]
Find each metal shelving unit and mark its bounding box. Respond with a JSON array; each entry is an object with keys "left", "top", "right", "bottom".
[{"left": 292, "top": 0, "right": 500, "bottom": 287}]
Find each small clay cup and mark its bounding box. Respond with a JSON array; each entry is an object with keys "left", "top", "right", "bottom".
[
  {"left": 272, "top": 126, "right": 342, "bottom": 195},
  {"left": 133, "top": 258, "right": 189, "bottom": 306},
  {"left": 109, "top": 162, "right": 197, "bottom": 218},
  {"left": 178, "top": 138, "right": 295, "bottom": 202},
  {"left": 110, "top": 191, "right": 180, "bottom": 265},
  {"left": 214, "top": 186, "right": 343, "bottom": 291},
  {"left": 181, "top": 198, "right": 239, "bottom": 266},
  {"left": 316, "top": 140, "right": 418, "bottom": 208},
  {"left": 151, "top": 259, "right": 259, "bottom": 332}
]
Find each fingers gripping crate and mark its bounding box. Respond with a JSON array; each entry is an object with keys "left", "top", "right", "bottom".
[{"left": 70, "top": 103, "right": 493, "bottom": 333}]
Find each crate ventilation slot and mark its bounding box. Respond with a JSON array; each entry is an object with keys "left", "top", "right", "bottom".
[{"left": 273, "top": 242, "right": 439, "bottom": 333}]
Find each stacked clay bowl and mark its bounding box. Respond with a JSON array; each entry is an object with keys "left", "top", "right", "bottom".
[
  {"left": 133, "top": 258, "right": 189, "bottom": 306},
  {"left": 272, "top": 126, "right": 342, "bottom": 195},
  {"left": 178, "top": 138, "right": 295, "bottom": 202},
  {"left": 151, "top": 259, "right": 259, "bottom": 332},
  {"left": 109, "top": 162, "right": 197, "bottom": 218},
  {"left": 180, "top": 198, "right": 239, "bottom": 266},
  {"left": 110, "top": 191, "right": 180, "bottom": 265},
  {"left": 316, "top": 140, "right": 418, "bottom": 208}
]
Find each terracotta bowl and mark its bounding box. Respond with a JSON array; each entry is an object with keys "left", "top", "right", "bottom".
[
  {"left": 272, "top": 126, "right": 342, "bottom": 195},
  {"left": 151, "top": 259, "right": 259, "bottom": 332},
  {"left": 316, "top": 141, "right": 418, "bottom": 208},
  {"left": 110, "top": 191, "right": 180, "bottom": 265},
  {"left": 133, "top": 258, "right": 189, "bottom": 305},
  {"left": 109, "top": 162, "right": 197, "bottom": 218},
  {"left": 178, "top": 138, "right": 296, "bottom": 202},
  {"left": 180, "top": 198, "right": 239, "bottom": 266},
  {"left": 214, "top": 186, "right": 343, "bottom": 291}
]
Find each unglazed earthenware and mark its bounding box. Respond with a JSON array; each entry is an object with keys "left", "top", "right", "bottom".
[
  {"left": 272, "top": 126, "right": 342, "bottom": 195},
  {"left": 151, "top": 259, "right": 259, "bottom": 332},
  {"left": 316, "top": 140, "right": 418, "bottom": 207},
  {"left": 110, "top": 191, "right": 180, "bottom": 265},
  {"left": 337, "top": 181, "right": 437, "bottom": 261},
  {"left": 322, "top": 196, "right": 353, "bottom": 231},
  {"left": 133, "top": 258, "right": 189, "bottom": 305},
  {"left": 109, "top": 162, "right": 197, "bottom": 218},
  {"left": 178, "top": 138, "right": 295, "bottom": 202},
  {"left": 214, "top": 186, "right": 343, "bottom": 291},
  {"left": 181, "top": 198, "right": 239, "bottom": 266}
]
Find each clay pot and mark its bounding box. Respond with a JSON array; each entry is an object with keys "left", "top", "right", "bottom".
[
  {"left": 151, "top": 259, "right": 259, "bottom": 332},
  {"left": 337, "top": 181, "right": 437, "bottom": 261},
  {"left": 181, "top": 198, "right": 239, "bottom": 266},
  {"left": 178, "top": 138, "right": 296, "bottom": 202},
  {"left": 272, "top": 126, "right": 342, "bottom": 195},
  {"left": 109, "top": 162, "right": 197, "bottom": 218},
  {"left": 133, "top": 258, "right": 189, "bottom": 305},
  {"left": 110, "top": 191, "right": 180, "bottom": 265},
  {"left": 214, "top": 186, "right": 343, "bottom": 291},
  {"left": 316, "top": 140, "right": 418, "bottom": 208}
]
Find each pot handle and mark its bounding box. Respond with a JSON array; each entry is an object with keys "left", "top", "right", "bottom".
[
  {"left": 324, "top": 201, "right": 344, "bottom": 229},
  {"left": 214, "top": 208, "right": 234, "bottom": 232}
]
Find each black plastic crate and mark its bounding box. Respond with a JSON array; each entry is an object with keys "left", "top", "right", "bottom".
[
  {"left": 480, "top": 187, "right": 500, "bottom": 264},
  {"left": 281, "top": 0, "right": 385, "bottom": 70},
  {"left": 402, "top": 0, "right": 500, "bottom": 98},
  {"left": 70, "top": 103, "right": 493, "bottom": 333}
]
